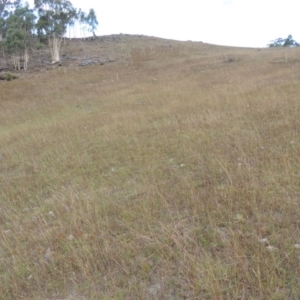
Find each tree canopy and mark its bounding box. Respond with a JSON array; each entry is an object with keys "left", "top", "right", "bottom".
[
  {"left": 34, "top": 0, "right": 79, "bottom": 61},
  {"left": 5, "top": 3, "right": 36, "bottom": 54},
  {"left": 267, "top": 35, "right": 299, "bottom": 47},
  {"left": 0, "top": 0, "right": 20, "bottom": 19},
  {"left": 0, "top": 0, "right": 98, "bottom": 66},
  {"left": 34, "top": 0, "right": 77, "bottom": 38},
  {"left": 0, "top": 0, "right": 20, "bottom": 40}
]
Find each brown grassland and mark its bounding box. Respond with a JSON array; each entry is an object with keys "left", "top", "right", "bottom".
[{"left": 1, "top": 35, "right": 300, "bottom": 299}]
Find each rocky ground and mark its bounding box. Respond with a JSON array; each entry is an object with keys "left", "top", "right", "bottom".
[{"left": 0, "top": 34, "right": 185, "bottom": 79}]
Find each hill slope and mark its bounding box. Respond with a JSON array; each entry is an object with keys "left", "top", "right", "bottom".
[{"left": 1, "top": 35, "right": 300, "bottom": 299}]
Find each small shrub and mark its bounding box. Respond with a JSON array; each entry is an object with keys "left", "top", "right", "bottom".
[
  {"left": 35, "top": 43, "right": 44, "bottom": 50},
  {"left": 0, "top": 72, "right": 18, "bottom": 81},
  {"left": 6, "top": 72, "right": 13, "bottom": 81}
]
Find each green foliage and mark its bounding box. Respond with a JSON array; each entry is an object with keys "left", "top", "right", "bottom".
[
  {"left": 282, "top": 35, "right": 299, "bottom": 47},
  {"left": 0, "top": 71, "right": 17, "bottom": 80},
  {"left": 79, "top": 8, "right": 98, "bottom": 33},
  {"left": 34, "top": 0, "right": 77, "bottom": 38},
  {"left": 267, "top": 35, "right": 299, "bottom": 47},
  {"left": 1, "top": 0, "right": 98, "bottom": 66},
  {"left": 267, "top": 37, "right": 284, "bottom": 47},
  {"left": 5, "top": 71, "right": 12, "bottom": 80},
  {"left": 0, "top": 0, "right": 20, "bottom": 19},
  {"left": 35, "top": 41, "right": 43, "bottom": 49},
  {"left": 33, "top": 0, "right": 91, "bottom": 61},
  {"left": 0, "top": 0, "right": 21, "bottom": 39},
  {"left": 4, "top": 3, "right": 36, "bottom": 54}
]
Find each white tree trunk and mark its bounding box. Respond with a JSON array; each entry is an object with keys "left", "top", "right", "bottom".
[
  {"left": 49, "top": 33, "right": 62, "bottom": 62},
  {"left": 23, "top": 49, "right": 29, "bottom": 70},
  {"left": 12, "top": 55, "right": 21, "bottom": 70}
]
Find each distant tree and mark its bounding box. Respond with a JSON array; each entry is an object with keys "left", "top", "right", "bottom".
[
  {"left": 267, "top": 37, "right": 284, "bottom": 47},
  {"left": 78, "top": 8, "right": 98, "bottom": 38},
  {"left": 4, "top": 3, "right": 36, "bottom": 70},
  {"left": 267, "top": 35, "right": 299, "bottom": 47},
  {"left": 85, "top": 8, "right": 98, "bottom": 36},
  {"left": 282, "top": 35, "right": 299, "bottom": 47},
  {"left": 34, "top": 0, "right": 77, "bottom": 62},
  {"left": 77, "top": 9, "right": 87, "bottom": 38},
  {"left": 0, "top": 0, "right": 20, "bottom": 41}
]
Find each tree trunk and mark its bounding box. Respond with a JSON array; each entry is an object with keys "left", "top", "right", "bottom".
[
  {"left": 23, "top": 49, "right": 29, "bottom": 70},
  {"left": 12, "top": 55, "right": 21, "bottom": 70},
  {"left": 49, "top": 33, "right": 62, "bottom": 62}
]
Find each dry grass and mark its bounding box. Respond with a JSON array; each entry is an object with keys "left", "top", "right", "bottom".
[{"left": 1, "top": 37, "right": 300, "bottom": 299}]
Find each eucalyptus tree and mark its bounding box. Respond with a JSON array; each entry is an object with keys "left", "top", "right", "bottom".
[
  {"left": 85, "top": 9, "right": 98, "bottom": 35},
  {"left": 34, "top": 0, "right": 77, "bottom": 62},
  {"left": 282, "top": 35, "right": 299, "bottom": 47},
  {"left": 4, "top": 3, "right": 36, "bottom": 69},
  {"left": 78, "top": 8, "right": 98, "bottom": 38},
  {"left": 34, "top": 1, "right": 98, "bottom": 61},
  {"left": 0, "top": 0, "right": 20, "bottom": 41},
  {"left": 267, "top": 35, "right": 299, "bottom": 47}
]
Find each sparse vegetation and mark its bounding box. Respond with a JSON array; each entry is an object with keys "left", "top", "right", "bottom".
[
  {"left": 1, "top": 36, "right": 300, "bottom": 299},
  {"left": 0, "top": 70, "right": 17, "bottom": 80}
]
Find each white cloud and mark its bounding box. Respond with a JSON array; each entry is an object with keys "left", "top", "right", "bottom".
[{"left": 221, "top": 0, "right": 234, "bottom": 5}]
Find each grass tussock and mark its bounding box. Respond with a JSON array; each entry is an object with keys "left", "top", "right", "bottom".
[{"left": 1, "top": 39, "right": 300, "bottom": 299}]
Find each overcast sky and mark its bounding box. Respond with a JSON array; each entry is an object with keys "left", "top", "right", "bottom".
[{"left": 29, "top": 0, "right": 300, "bottom": 48}]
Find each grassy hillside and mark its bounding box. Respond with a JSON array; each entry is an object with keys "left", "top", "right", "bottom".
[{"left": 1, "top": 36, "right": 300, "bottom": 299}]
